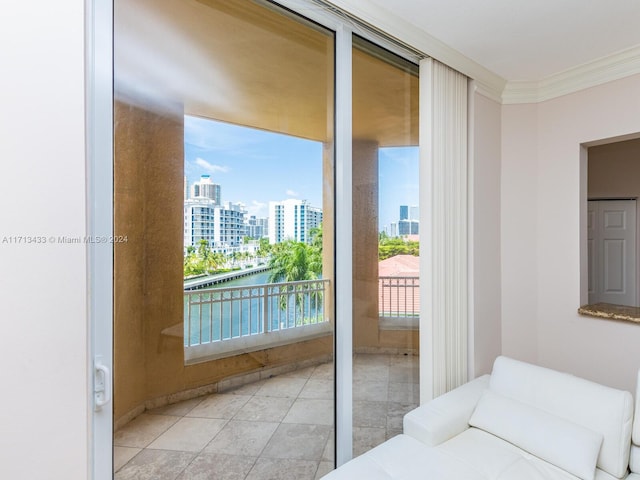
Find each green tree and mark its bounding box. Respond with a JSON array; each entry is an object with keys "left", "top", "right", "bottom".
[
  {"left": 378, "top": 235, "right": 419, "bottom": 260},
  {"left": 257, "top": 237, "right": 272, "bottom": 258},
  {"left": 268, "top": 240, "right": 321, "bottom": 283},
  {"left": 268, "top": 239, "right": 323, "bottom": 320}
]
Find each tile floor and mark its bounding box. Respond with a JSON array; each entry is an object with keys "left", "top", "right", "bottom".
[{"left": 114, "top": 353, "right": 419, "bottom": 480}]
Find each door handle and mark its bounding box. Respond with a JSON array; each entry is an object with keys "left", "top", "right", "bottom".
[{"left": 94, "top": 361, "right": 111, "bottom": 411}]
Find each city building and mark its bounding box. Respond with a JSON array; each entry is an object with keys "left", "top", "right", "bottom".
[
  {"left": 245, "top": 215, "right": 268, "bottom": 239},
  {"left": 184, "top": 199, "right": 246, "bottom": 248},
  {"left": 190, "top": 174, "right": 221, "bottom": 205},
  {"left": 397, "top": 205, "right": 419, "bottom": 236},
  {"left": 268, "top": 198, "right": 322, "bottom": 244}
]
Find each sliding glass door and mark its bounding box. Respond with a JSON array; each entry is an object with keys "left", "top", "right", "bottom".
[{"left": 97, "top": 1, "right": 424, "bottom": 477}]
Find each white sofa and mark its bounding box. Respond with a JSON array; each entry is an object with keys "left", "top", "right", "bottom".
[
  {"left": 323, "top": 356, "right": 637, "bottom": 480},
  {"left": 629, "top": 369, "right": 640, "bottom": 480}
]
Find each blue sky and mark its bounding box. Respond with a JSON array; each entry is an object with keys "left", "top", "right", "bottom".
[{"left": 184, "top": 115, "right": 418, "bottom": 229}]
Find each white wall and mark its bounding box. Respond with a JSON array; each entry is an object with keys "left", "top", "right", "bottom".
[
  {"left": 502, "top": 74, "right": 640, "bottom": 392},
  {"left": 470, "top": 90, "right": 503, "bottom": 376},
  {"left": 0, "top": 2, "right": 89, "bottom": 479}
]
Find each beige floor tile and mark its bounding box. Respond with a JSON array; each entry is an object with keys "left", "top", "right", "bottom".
[
  {"left": 388, "top": 354, "right": 419, "bottom": 367},
  {"left": 386, "top": 402, "right": 416, "bottom": 431},
  {"left": 353, "top": 400, "right": 387, "bottom": 428},
  {"left": 282, "top": 398, "right": 333, "bottom": 425},
  {"left": 387, "top": 382, "right": 419, "bottom": 404},
  {"left": 113, "top": 446, "right": 141, "bottom": 472},
  {"left": 261, "top": 423, "right": 331, "bottom": 461},
  {"left": 114, "top": 449, "right": 194, "bottom": 480},
  {"left": 353, "top": 363, "right": 390, "bottom": 383},
  {"left": 147, "top": 397, "right": 203, "bottom": 417},
  {"left": 114, "top": 414, "right": 180, "bottom": 448},
  {"left": 386, "top": 429, "right": 403, "bottom": 440},
  {"left": 187, "top": 393, "right": 252, "bottom": 419},
  {"left": 353, "top": 354, "right": 390, "bottom": 366},
  {"left": 352, "top": 426, "right": 386, "bottom": 457},
  {"left": 389, "top": 364, "right": 419, "bottom": 383},
  {"left": 147, "top": 417, "right": 227, "bottom": 452},
  {"left": 353, "top": 381, "right": 388, "bottom": 402},
  {"left": 315, "top": 461, "right": 335, "bottom": 479},
  {"left": 204, "top": 420, "right": 278, "bottom": 457},
  {"left": 310, "top": 363, "right": 334, "bottom": 381},
  {"left": 234, "top": 395, "right": 295, "bottom": 422},
  {"left": 254, "top": 376, "right": 307, "bottom": 398},
  {"left": 177, "top": 453, "right": 256, "bottom": 480},
  {"left": 246, "top": 457, "right": 319, "bottom": 480},
  {"left": 299, "top": 379, "right": 333, "bottom": 400},
  {"left": 322, "top": 430, "right": 334, "bottom": 462}
]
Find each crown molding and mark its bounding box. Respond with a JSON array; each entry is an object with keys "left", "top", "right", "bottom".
[
  {"left": 503, "top": 45, "right": 640, "bottom": 104},
  {"left": 325, "top": 0, "right": 507, "bottom": 100}
]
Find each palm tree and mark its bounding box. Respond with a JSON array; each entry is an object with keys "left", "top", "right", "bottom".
[{"left": 268, "top": 240, "right": 323, "bottom": 323}]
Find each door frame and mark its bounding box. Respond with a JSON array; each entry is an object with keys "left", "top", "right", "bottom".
[
  {"left": 87, "top": 0, "right": 114, "bottom": 478},
  {"left": 87, "top": 0, "right": 430, "bottom": 476}
]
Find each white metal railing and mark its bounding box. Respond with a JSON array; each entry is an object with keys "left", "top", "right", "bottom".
[
  {"left": 184, "top": 279, "right": 331, "bottom": 363},
  {"left": 379, "top": 276, "right": 419, "bottom": 318}
]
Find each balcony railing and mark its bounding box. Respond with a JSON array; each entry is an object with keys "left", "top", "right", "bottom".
[
  {"left": 184, "top": 279, "right": 331, "bottom": 364},
  {"left": 378, "top": 276, "right": 419, "bottom": 330}
]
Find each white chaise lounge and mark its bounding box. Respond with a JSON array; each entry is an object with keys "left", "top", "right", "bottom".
[{"left": 323, "top": 356, "right": 638, "bottom": 480}]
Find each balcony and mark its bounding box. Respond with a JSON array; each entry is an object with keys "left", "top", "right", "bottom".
[
  {"left": 114, "top": 352, "right": 419, "bottom": 480},
  {"left": 184, "top": 279, "right": 331, "bottom": 364}
]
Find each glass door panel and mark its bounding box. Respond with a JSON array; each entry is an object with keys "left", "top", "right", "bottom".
[
  {"left": 113, "top": 0, "right": 335, "bottom": 477},
  {"left": 351, "top": 35, "right": 420, "bottom": 456}
]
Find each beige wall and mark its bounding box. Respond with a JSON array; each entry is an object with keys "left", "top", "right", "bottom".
[
  {"left": 0, "top": 1, "right": 89, "bottom": 478},
  {"left": 114, "top": 101, "right": 185, "bottom": 418},
  {"left": 501, "top": 74, "right": 640, "bottom": 392}
]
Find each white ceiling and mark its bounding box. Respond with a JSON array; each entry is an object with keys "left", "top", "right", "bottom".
[{"left": 366, "top": 0, "right": 640, "bottom": 82}]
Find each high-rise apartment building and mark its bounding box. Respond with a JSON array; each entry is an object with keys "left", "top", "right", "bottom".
[
  {"left": 397, "top": 205, "right": 419, "bottom": 236},
  {"left": 245, "top": 215, "right": 268, "bottom": 239},
  {"left": 190, "top": 174, "right": 221, "bottom": 205},
  {"left": 184, "top": 198, "right": 246, "bottom": 248},
  {"left": 268, "top": 198, "right": 322, "bottom": 244}
]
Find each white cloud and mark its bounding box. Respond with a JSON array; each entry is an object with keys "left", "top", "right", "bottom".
[
  {"left": 247, "top": 200, "right": 267, "bottom": 217},
  {"left": 195, "top": 157, "right": 229, "bottom": 174},
  {"left": 286, "top": 189, "right": 299, "bottom": 197}
]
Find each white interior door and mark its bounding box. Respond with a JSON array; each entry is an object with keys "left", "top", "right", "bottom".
[{"left": 588, "top": 199, "right": 637, "bottom": 306}]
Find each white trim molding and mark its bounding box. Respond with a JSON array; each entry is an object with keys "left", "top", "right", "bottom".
[
  {"left": 325, "top": 0, "right": 506, "bottom": 102},
  {"left": 503, "top": 45, "right": 640, "bottom": 104}
]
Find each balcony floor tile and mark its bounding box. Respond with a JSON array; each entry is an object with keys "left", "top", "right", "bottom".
[{"left": 115, "top": 354, "right": 419, "bottom": 479}]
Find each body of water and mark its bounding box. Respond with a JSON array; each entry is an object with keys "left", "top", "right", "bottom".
[{"left": 184, "top": 271, "right": 326, "bottom": 346}]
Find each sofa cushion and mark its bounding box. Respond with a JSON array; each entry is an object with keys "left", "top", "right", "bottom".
[
  {"left": 489, "top": 356, "right": 633, "bottom": 478},
  {"left": 403, "top": 374, "right": 490, "bottom": 446},
  {"left": 469, "top": 390, "right": 602, "bottom": 480},
  {"left": 320, "top": 434, "right": 489, "bottom": 480},
  {"left": 437, "top": 428, "right": 588, "bottom": 480}
]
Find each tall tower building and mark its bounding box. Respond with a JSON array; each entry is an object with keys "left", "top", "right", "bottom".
[
  {"left": 190, "top": 174, "right": 221, "bottom": 205},
  {"left": 268, "top": 199, "right": 322, "bottom": 244}
]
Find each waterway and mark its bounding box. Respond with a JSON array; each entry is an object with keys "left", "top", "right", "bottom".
[{"left": 184, "top": 270, "right": 325, "bottom": 346}]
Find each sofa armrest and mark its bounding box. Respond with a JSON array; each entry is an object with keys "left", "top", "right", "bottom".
[{"left": 403, "top": 374, "right": 490, "bottom": 447}]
